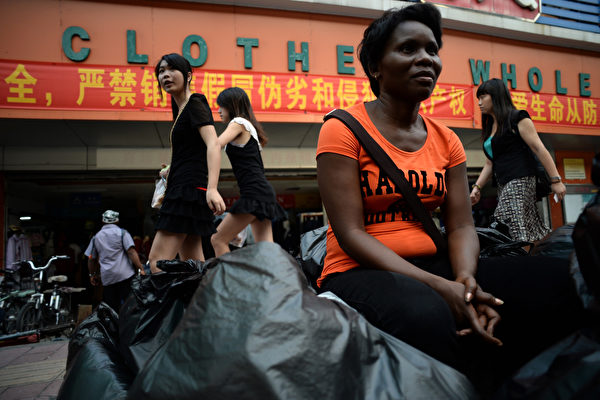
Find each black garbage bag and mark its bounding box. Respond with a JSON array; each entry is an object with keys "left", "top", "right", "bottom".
[
  {"left": 570, "top": 252, "right": 600, "bottom": 314},
  {"left": 58, "top": 339, "right": 133, "bottom": 400},
  {"left": 118, "top": 259, "right": 207, "bottom": 375},
  {"left": 492, "top": 329, "right": 600, "bottom": 400},
  {"left": 297, "top": 224, "right": 328, "bottom": 290},
  {"left": 476, "top": 227, "right": 530, "bottom": 258},
  {"left": 127, "top": 242, "right": 477, "bottom": 400},
  {"left": 66, "top": 302, "right": 119, "bottom": 369},
  {"left": 572, "top": 191, "right": 600, "bottom": 300},
  {"left": 531, "top": 224, "right": 574, "bottom": 259}
]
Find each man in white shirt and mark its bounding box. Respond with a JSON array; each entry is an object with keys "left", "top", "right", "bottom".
[{"left": 84, "top": 210, "right": 145, "bottom": 312}]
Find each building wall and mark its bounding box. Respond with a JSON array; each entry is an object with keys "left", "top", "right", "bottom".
[{"left": 1, "top": 0, "right": 598, "bottom": 133}]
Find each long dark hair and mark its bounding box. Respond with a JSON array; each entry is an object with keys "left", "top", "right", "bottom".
[
  {"left": 476, "top": 78, "right": 516, "bottom": 140},
  {"left": 216, "top": 87, "right": 268, "bottom": 146},
  {"left": 154, "top": 53, "right": 192, "bottom": 120},
  {"left": 358, "top": 3, "right": 442, "bottom": 98}
]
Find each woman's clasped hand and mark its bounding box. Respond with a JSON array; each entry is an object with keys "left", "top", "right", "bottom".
[{"left": 447, "top": 275, "right": 503, "bottom": 346}]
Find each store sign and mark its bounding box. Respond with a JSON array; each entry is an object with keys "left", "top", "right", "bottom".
[
  {"left": 427, "top": 0, "right": 541, "bottom": 21},
  {"left": 0, "top": 60, "right": 473, "bottom": 120}
]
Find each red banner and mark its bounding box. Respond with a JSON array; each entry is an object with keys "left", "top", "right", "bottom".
[
  {"left": 1, "top": 60, "right": 597, "bottom": 129},
  {"left": 0, "top": 59, "right": 472, "bottom": 120},
  {"left": 510, "top": 90, "right": 599, "bottom": 128}
]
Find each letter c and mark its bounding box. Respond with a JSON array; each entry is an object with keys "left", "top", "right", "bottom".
[{"left": 62, "top": 26, "right": 90, "bottom": 62}]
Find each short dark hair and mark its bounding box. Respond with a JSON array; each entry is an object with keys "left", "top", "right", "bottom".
[
  {"left": 358, "top": 3, "right": 443, "bottom": 97},
  {"left": 476, "top": 78, "right": 516, "bottom": 140},
  {"left": 217, "top": 87, "right": 268, "bottom": 146}
]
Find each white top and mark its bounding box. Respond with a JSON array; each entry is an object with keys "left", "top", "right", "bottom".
[{"left": 226, "top": 117, "right": 262, "bottom": 151}]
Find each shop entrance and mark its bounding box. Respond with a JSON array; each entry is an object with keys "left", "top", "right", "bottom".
[{"left": 3, "top": 169, "right": 322, "bottom": 268}]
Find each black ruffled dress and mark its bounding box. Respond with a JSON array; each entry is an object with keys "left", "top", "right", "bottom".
[
  {"left": 155, "top": 94, "right": 217, "bottom": 236},
  {"left": 225, "top": 118, "right": 287, "bottom": 222}
]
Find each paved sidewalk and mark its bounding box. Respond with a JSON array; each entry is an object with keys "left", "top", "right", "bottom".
[{"left": 0, "top": 339, "right": 68, "bottom": 400}]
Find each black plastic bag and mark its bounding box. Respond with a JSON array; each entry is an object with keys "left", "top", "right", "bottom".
[
  {"left": 60, "top": 302, "right": 132, "bottom": 400},
  {"left": 66, "top": 302, "right": 120, "bottom": 369},
  {"left": 530, "top": 224, "right": 574, "bottom": 259},
  {"left": 476, "top": 227, "right": 530, "bottom": 258},
  {"left": 127, "top": 242, "right": 477, "bottom": 400},
  {"left": 118, "top": 259, "right": 207, "bottom": 375},
  {"left": 297, "top": 224, "right": 328, "bottom": 290},
  {"left": 570, "top": 249, "right": 600, "bottom": 314},
  {"left": 492, "top": 330, "right": 600, "bottom": 400},
  {"left": 572, "top": 191, "right": 600, "bottom": 300},
  {"left": 58, "top": 339, "right": 133, "bottom": 400}
]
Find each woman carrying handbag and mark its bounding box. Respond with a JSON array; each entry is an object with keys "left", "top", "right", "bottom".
[{"left": 470, "top": 78, "right": 566, "bottom": 243}]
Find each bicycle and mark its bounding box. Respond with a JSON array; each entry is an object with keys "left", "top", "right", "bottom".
[
  {"left": 15, "top": 255, "right": 83, "bottom": 336},
  {"left": 0, "top": 267, "right": 36, "bottom": 334}
]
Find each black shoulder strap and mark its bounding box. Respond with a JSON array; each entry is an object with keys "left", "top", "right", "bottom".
[{"left": 324, "top": 109, "right": 447, "bottom": 254}]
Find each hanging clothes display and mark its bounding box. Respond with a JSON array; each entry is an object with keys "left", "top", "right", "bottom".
[{"left": 5, "top": 228, "right": 33, "bottom": 269}]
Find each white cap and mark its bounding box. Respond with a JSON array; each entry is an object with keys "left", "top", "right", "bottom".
[{"left": 102, "top": 210, "right": 119, "bottom": 224}]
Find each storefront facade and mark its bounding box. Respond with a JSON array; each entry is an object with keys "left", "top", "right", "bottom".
[{"left": 1, "top": 0, "right": 599, "bottom": 265}]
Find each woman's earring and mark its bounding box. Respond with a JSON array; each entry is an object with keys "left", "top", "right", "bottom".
[{"left": 372, "top": 73, "right": 380, "bottom": 79}]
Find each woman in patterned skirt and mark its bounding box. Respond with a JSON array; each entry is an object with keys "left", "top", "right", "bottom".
[{"left": 470, "top": 78, "right": 566, "bottom": 242}]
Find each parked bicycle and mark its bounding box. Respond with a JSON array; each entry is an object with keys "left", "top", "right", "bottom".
[
  {"left": 0, "top": 267, "right": 36, "bottom": 334},
  {"left": 15, "top": 255, "right": 84, "bottom": 336}
]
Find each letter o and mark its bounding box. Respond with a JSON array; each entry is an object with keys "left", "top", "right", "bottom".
[
  {"left": 528, "top": 67, "right": 543, "bottom": 92},
  {"left": 182, "top": 35, "right": 207, "bottom": 67}
]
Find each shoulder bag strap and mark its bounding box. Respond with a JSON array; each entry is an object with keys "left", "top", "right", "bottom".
[{"left": 324, "top": 109, "right": 447, "bottom": 254}]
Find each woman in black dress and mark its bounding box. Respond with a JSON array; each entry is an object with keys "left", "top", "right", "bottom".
[
  {"left": 149, "top": 53, "right": 225, "bottom": 273},
  {"left": 211, "top": 87, "right": 286, "bottom": 256}
]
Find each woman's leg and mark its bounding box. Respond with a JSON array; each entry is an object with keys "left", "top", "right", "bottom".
[
  {"left": 321, "top": 268, "right": 462, "bottom": 370},
  {"left": 179, "top": 234, "right": 206, "bottom": 261},
  {"left": 250, "top": 218, "right": 273, "bottom": 242},
  {"left": 148, "top": 230, "right": 186, "bottom": 273},
  {"left": 211, "top": 213, "right": 256, "bottom": 256}
]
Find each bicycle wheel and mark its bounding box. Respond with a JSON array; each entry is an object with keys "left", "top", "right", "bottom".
[
  {"left": 3, "top": 299, "right": 21, "bottom": 333},
  {"left": 16, "top": 302, "right": 41, "bottom": 332}
]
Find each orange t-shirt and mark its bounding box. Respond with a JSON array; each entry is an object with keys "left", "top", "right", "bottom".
[{"left": 316, "top": 103, "right": 466, "bottom": 287}]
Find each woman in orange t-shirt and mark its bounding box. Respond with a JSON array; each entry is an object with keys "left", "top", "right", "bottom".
[{"left": 317, "top": 3, "right": 583, "bottom": 390}]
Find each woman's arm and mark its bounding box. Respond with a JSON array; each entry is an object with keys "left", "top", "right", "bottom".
[
  {"left": 444, "top": 161, "right": 503, "bottom": 338},
  {"left": 318, "top": 152, "right": 502, "bottom": 344},
  {"left": 199, "top": 125, "right": 226, "bottom": 215},
  {"left": 444, "top": 162, "right": 480, "bottom": 285},
  {"left": 518, "top": 118, "right": 567, "bottom": 200},
  {"left": 317, "top": 152, "right": 447, "bottom": 285},
  {"left": 217, "top": 122, "right": 244, "bottom": 148},
  {"left": 445, "top": 162, "right": 503, "bottom": 303},
  {"left": 470, "top": 158, "right": 493, "bottom": 205}
]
